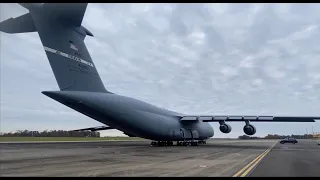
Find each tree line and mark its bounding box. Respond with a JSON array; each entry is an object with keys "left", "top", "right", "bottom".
[
  {"left": 238, "top": 134, "right": 316, "bottom": 139},
  {"left": 238, "top": 135, "right": 261, "bottom": 139},
  {"left": 0, "top": 130, "right": 100, "bottom": 137},
  {"left": 1, "top": 130, "right": 316, "bottom": 139}
]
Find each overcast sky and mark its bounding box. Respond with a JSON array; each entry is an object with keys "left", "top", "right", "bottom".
[{"left": 1, "top": 3, "right": 320, "bottom": 138}]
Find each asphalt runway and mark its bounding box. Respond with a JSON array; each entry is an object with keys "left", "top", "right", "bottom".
[
  {"left": 4, "top": 139, "right": 317, "bottom": 177},
  {"left": 250, "top": 139, "right": 320, "bottom": 177},
  {"left": 0, "top": 139, "right": 276, "bottom": 177}
]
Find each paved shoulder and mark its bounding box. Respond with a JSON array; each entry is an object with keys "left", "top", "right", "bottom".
[{"left": 250, "top": 139, "right": 320, "bottom": 177}]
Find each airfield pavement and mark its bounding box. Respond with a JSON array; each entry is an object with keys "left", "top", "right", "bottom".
[{"left": 0, "top": 139, "right": 319, "bottom": 177}]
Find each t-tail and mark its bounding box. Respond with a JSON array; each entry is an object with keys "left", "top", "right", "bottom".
[{"left": 0, "top": 3, "right": 109, "bottom": 93}]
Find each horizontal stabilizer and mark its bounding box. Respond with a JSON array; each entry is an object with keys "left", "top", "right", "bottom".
[
  {"left": 181, "top": 115, "right": 319, "bottom": 123},
  {"left": 72, "top": 125, "right": 114, "bottom": 132},
  {"left": 0, "top": 12, "right": 36, "bottom": 34}
]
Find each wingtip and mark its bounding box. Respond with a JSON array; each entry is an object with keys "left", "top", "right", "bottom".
[
  {"left": 82, "top": 26, "right": 94, "bottom": 37},
  {"left": 41, "top": 91, "right": 50, "bottom": 96},
  {"left": 41, "top": 91, "right": 59, "bottom": 99}
]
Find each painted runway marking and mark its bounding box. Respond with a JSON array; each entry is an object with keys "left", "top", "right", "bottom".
[
  {"left": 43, "top": 46, "right": 94, "bottom": 67},
  {"left": 233, "top": 141, "right": 278, "bottom": 177}
]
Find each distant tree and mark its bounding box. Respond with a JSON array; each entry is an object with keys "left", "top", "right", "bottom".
[
  {"left": 263, "top": 134, "right": 315, "bottom": 139},
  {"left": 238, "top": 135, "right": 251, "bottom": 139},
  {"left": 264, "top": 134, "right": 281, "bottom": 139},
  {"left": 238, "top": 135, "right": 261, "bottom": 140},
  {"left": 0, "top": 130, "right": 100, "bottom": 137}
]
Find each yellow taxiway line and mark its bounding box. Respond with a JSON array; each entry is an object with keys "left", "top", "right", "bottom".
[{"left": 233, "top": 141, "right": 278, "bottom": 177}]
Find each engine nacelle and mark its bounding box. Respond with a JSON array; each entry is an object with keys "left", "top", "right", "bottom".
[
  {"left": 219, "top": 123, "right": 232, "bottom": 134},
  {"left": 243, "top": 124, "right": 256, "bottom": 136}
]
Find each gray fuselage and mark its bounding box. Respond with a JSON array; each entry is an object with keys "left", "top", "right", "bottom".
[{"left": 43, "top": 91, "right": 214, "bottom": 141}]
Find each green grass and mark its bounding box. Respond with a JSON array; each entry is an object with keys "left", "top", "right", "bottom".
[{"left": 0, "top": 136, "right": 144, "bottom": 142}]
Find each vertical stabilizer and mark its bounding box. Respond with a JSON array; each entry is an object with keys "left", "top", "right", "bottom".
[
  {"left": 0, "top": 3, "right": 109, "bottom": 93},
  {"left": 18, "top": 3, "right": 43, "bottom": 11}
]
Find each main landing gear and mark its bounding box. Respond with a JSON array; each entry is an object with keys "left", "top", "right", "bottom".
[
  {"left": 151, "top": 141, "right": 174, "bottom": 146},
  {"left": 177, "top": 141, "right": 199, "bottom": 146},
  {"left": 151, "top": 140, "right": 207, "bottom": 147}
]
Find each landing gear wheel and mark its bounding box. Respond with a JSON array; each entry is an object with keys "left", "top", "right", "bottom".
[
  {"left": 151, "top": 141, "right": 160, "bottom": 146},
  {"left": 159, "top": 141, "right": 163, "bottom": 146},
  {"left": 191, "top": 142, "right": 199, "bottom": 146}
]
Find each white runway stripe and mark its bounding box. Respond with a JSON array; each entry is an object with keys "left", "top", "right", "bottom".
[{"left": 43, "top": 46, "right": 94, "bottom": 67}]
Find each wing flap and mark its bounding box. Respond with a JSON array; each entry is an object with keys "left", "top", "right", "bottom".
[
  {"left": 198, "top": 116, "right": 213, "bottom": 121},
  {"left": 181, "top": 115, "right": 318, "bottom": 122},
  {"left": 72, "top": 125, "right": 114, "bottom": 132},
  {"left": 180, "top": 116, "right": 199, "bottom": 123}
]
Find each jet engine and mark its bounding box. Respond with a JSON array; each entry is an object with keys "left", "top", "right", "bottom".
[
  {"left": 219, "top": 123, "right": 232, "bottom": 134},
  {"left": 243, "top": 124, "right": 256, "bottom": 135}
]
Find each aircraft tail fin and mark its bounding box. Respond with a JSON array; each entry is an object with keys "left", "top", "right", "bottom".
[
  {"left": 0, "top": 3, "right": 109, "bottom": 93},
  {"left": 18, "top": 3, "right": 43, "bottom": 11}
]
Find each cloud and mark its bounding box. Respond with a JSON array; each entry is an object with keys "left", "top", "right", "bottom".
[{"left": 1, "top": 3, "right": 320, "bottom": 137}]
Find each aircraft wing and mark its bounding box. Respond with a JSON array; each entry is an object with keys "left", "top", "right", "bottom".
[
  {"left": 180, "top": 115, "right": 319, "bottom": 123},
  {"left": 72, "top": 125, "right": 114, "bottom": 132}
]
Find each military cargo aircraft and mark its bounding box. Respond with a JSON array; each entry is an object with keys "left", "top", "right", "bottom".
[{"left": 1, "top": 3, "right": 318, "bottom": 146}]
